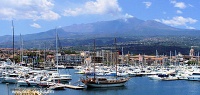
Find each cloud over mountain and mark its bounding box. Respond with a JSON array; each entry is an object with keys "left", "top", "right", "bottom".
[
  {"left": 30, "top": 23, "right": 41, "bottom": 28},
  {"left": 63, "top": 0, "right": 121, "bottom": 16},
  {"left": 155, "top": 16, "right": 197, "bottom": 29}
]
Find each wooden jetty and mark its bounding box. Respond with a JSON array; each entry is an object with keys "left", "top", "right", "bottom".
[
  {"left": 57, "top": 83, "right": 85, "bottom": 90},
  {"left": 65, "top": 84, "right": 85, "bottom": 90}
]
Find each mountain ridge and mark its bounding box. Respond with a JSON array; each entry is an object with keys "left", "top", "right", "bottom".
[{"left": 0, "top": 17, "right": 200, "bottom": 43}]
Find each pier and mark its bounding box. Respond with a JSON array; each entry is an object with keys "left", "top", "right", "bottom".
[{"left": 58, "top": 83, "right": 85, "bottom": 90}]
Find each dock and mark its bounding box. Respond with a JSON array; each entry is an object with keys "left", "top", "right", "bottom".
[
  {"left": 65, "top": 84, "right": 85, "bottom": 90},
  {"left": 58, "top": 83, "right": 85, "bottom": 90}
]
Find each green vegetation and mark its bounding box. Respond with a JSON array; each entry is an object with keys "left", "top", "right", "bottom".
[{"left": 186, "top": 61, "right": 198, "bottom": 66}]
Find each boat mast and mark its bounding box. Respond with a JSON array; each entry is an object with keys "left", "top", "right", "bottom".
[
  {"left": 20, "top": 34, "right": 21, "bottom": 63},
  {"left": 198, "top": 52, "right": 199, "bottom": 66},
  {"left": 121, "top": 47, "right": 124, "bottom": 64},
  {"left": 44, "top": 42, "right": 46, "bottom": 62},
  {"left": 56, "top": 28, "right": 58, "bottom": 73},
  {"left": 170, "top": 51, "right": 171, "bottom": 65},
  {"left": 156, "top": 50, "right": 158, "bottom": 66},
  {"left": 93, "top": 39, "right": 96, "bottom": 79},
  {"left": 114, "top": 38, "right": 118, "bottom": 78},
  {"left": 44, "top": 42, "right": 46, "bottom": 69},
  {"left": 20, "top": 34, "right": 24, "bottom": 63},
  {"left": 175, "top": 50, "right": 177, "bottom": 66},
  {"left": 12, "top": 20, "right": 15, "bottom": 64}
]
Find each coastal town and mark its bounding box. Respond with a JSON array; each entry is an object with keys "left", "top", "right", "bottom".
[{"left": 0, "top": 47, "right": 199, "bottom": 68}]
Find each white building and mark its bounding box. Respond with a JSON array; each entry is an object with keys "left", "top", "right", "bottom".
[{"left": 56, "top": 53, "right": 82, "bottom": 65}]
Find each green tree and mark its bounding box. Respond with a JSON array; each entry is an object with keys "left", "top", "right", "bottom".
[{"left": 186, "top": 61, "right": 197, "bottom": 66}]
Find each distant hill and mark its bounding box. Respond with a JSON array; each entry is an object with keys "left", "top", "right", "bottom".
[{"left": 0, "top": 17, "right": 200, "bottom": 48}]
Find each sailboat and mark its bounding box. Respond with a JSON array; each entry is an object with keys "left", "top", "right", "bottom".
[
  {"left": 0, "top": 21, "right": 19, "bottom": 84},
  {"left": 52, "top": 28, "right": 72, "bottom": 82},
  {"left": 81, "top": 38, "right": 130, "bottom": 88}
]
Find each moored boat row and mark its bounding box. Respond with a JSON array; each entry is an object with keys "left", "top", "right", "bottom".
[{"left": 2, "top": 58, "right": 200, "bottom": 91}]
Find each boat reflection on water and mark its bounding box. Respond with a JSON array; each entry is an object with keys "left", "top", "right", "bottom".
[
  {"left": 86, "top": 86, "right": 128, "bottom": 91},
  {"left": 82, "top": 86, "right": 128, "bottom": 95}
]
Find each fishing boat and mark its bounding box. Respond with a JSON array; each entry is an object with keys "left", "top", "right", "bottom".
[
  {"left": 81, "top": 76, "right": 129, "bottom": 88},
  {"left": 81, "top": 38, "right": 130, "bottom": 88}
]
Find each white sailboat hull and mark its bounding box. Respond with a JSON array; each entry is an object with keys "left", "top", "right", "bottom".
[
  {"left": 17, "top": 80, "right": 38, "bottom": 86},
  {"left": 1, "top": 77, "right": 18, "bottom": 83},
  {"left": 187, "top": 76, "right": 200, "bottom": 81},
  {"left": 148, "top": 75, "right": 162, "bottom": 80},
  {"left": 187, "top": 72, "right": 200, "bottom": 81}
]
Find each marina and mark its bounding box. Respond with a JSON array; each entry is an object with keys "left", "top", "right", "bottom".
[
  {"left": 1, "top": 46, "right": 200, "bottom": 95},
  {"left": 1, "top": 65, "right": 200, "bottom": 95},
  {"left": 0, "top": 0, "right": 200, "bottom": 95}
]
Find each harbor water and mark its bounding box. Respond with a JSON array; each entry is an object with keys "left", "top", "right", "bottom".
[{"left": 1, "top": 69, "right": 200, "bottom": 95}]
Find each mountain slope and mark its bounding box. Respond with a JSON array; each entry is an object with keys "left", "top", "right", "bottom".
[{"left": 0, "top": 17, "right": 200, "bottom": 43}]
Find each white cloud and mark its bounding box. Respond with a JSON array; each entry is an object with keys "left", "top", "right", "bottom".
[
  {"left": 0, "top": 8, "right": 16, "bottom": 20},
  {"left": 63, "top": 0, "right": 122, "bottom": 16},
  {"left": 30, "top": 23, "right": 41, "bottom": 28},
  {"left": 143, "top": 2, "right": 152, "bottom": 8},
  {"left": 124, "top": 13, "right": 134, "bottom": 18},
  {"left": 176, "top": 10, "right": 182, "bottom": 14},
  {"left": 188, "top": 4, "right": 194, "bottom": 7},
  {"left": 155, "top": 16, "right": 197, "bottom": 29},
  {"left": 186, "top": 26, "right": 195, "bottom": 29},
  {"left": 170, "top": 0, "right": 186, "bottom": 9},
  {"left": 161, "top": 16, "right": 197, "bottom": 26},
  {"left": 154, "top": 19, "right": 161, "bottom": 22},
  {"left": 121, "top": 13, "right": 134, "bottom": 21},
  {"left": 174, "top": 2, "right": 186, "bottom": 9},
  {"left": 170, "top": 0, "right": 176, "bottom": 4},
  {"left": 0, "top": 0, "right": 60, "bottom": 20},
  {"left": 63, "top": 8, "right": 82, "bottom": 16}
]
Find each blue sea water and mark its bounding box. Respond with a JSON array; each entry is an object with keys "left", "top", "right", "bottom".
[{"left": 1, "top": 69, "right": 200, "bottom": 95}]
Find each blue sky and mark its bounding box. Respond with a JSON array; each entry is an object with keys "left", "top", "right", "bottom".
[{"left": 0, "top": 0, "right": 199, "bottom": 36}]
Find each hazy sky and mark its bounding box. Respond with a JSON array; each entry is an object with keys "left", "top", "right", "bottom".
[{"left": 0, "top": 0, "right": 199, "bottom": 36}]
